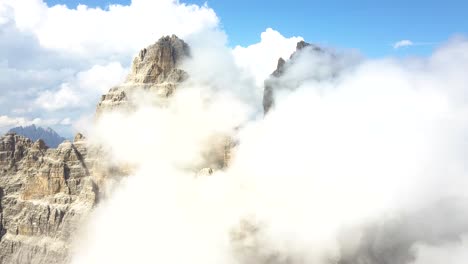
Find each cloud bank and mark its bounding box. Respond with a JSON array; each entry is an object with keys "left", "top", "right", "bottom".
[
  {"left": 70, "top": 23, "right": 468, "bottom": 264},
  {"left": 2, "top": 1, "right": 468, "bottom": 264}
]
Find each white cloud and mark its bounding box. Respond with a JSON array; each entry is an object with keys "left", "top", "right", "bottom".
[
  {"left": 0, "top": 115, "right": 31, "bottom": 129},
  {"left": 71, "top": 36, "right": 468, "bottom": 264},
  {"left": 76, "top": 62, "right": 127, "bottom": 93},
  {"left": 232, "top": 28, "right": 303, "bottom": 86},
  {"left": 412, "top": 237, "right": 468, "bottom": 264},
  {"left": 35, "top": 83, "right": 81, "bottom": 111},
  {"left": 0, "top": 115, "right": 61, "bottom": 132},
  {"left": 394, "top": 39, "right": 414, "bottom": 49},
  {"left": 60, "top": 117, "right": 72, "bottom": 125},
  {"left": 34, "top": 61, "right": 127, "bottom": 111},
  {"left": 3, "top": 0, "right": 218, "bottom": 57}
]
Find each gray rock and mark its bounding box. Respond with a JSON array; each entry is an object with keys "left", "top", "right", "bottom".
[
  {"left": 126, "top": 35, "right": 189, "bottom": 84},
  {"left": 0, "top": 132, "right": 110, "bottom": 263},
  {"left": 96, "top": 35, "right": 190, "bottom": 115}
]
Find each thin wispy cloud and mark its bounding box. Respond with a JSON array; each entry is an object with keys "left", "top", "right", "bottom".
[
  {"left": 393, "top": 39, "right": 437, "bottom": 49},
  {"left": 393, "top": 39, "right": 414, "bottom": 49}
]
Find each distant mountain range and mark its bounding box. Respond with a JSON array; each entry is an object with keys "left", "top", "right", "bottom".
[{"left": 8, "top": 124, "right": 66, "bottom": 148}]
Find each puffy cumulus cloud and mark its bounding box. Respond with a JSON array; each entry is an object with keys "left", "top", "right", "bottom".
[
  {"left": 4, "top": 0, "right": 218, "bottom": 57},
  {"left": 0, "top": 115, "right": 68, "bottom": 133},
  {"left": 232, "top": 28, "right": 303, "bottom": 87},
  {"left": 71, "top": 31, "right": 468, "bottom": 264},
  {"left": 35, "top": 62, "right": 127, "bottom": 111},
  {"left": 229, "top": 37, "right": 468, "bottom": 264},
  {"left": 0, "top": 115, "right": 34, "bottom": 129},
  {"left": 75, "top": 62, "right": 128, "bottom": 94},
  {"left": 35, "top": 84, "right": 80, "bottom": 111},
  {"left": 183, "top": 29, "right": 263, "bottom": 106}
]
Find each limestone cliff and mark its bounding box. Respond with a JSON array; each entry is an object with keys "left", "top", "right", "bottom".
[
  {"left": 96, "top": 35, "right": 190, "bottom": 114},
  {"left": 0, "top": 133, "right": 100, "bottom": 263}
]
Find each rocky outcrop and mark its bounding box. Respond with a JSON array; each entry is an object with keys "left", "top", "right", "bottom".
[
  {"left": 96, "top": 35, "right": 190, "bottom": 114},
  {"left": 127, "top": 35, "right": 189, "bottom": 84},
  {"left": 0, "top": 133, "right": 108, "bottom": 263},
  {"left": 97, "top": 34, "right": 230, "bottom": 172},
  {"left": 263, "top": 41, "right": 325, "bottom": 114}
]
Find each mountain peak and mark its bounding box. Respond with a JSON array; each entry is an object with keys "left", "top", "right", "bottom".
[
  {"left": 263, "top": 40, "right": 326, "bottom": 114},
  {"left": 8, "top": 125, "right": 66, "bottom": 148},
  {"left": 296, "top": 40, "right": 311, "bottom": 50},
  {"left": 96, "top": 35, "right": 190, "bottom": 114},
  {"left": 126, "top": 35, "right": 190, "bottom": 84}
]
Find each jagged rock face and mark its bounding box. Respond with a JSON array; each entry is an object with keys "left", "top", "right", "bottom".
[
  {"left": 263, "top": 41, "right": 326, "bottom": 114},
  {"left": 0, "top": 133, "right": 107, "bottom": 264},
  {"left": 127, "top": 35, "right": 189, "bottom": 84},
  {"left": 96, "top": 35, "right": 190, "bottom": 114}
]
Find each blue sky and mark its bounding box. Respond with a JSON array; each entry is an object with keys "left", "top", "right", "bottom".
[{"left": 44, "top": 0, "right": 468, "bottom": 57}]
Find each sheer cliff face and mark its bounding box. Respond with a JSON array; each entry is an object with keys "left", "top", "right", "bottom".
[
  {"left": 0, "top": 133, "right": 99, "bottom": 264},
  {"left": 127, "top": 35, "right": 189, "bottom": 84},
  {"left": 96, "top": 35, "right": 190, "bottom": 114}
]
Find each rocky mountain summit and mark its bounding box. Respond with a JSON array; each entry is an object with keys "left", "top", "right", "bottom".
[
  {"left": 96, "top": 35, "right": 190, "bottom": 114},
  {"left": 263, "top": 40, "right": 325, "bottom": 114},
  {"left": 8, "top": 125, "right": 66, "bottom": 148}
]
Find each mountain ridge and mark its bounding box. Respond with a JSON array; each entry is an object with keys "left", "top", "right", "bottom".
[{"left": 8, "top": 125, "right": 66, "bottom": 148}]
